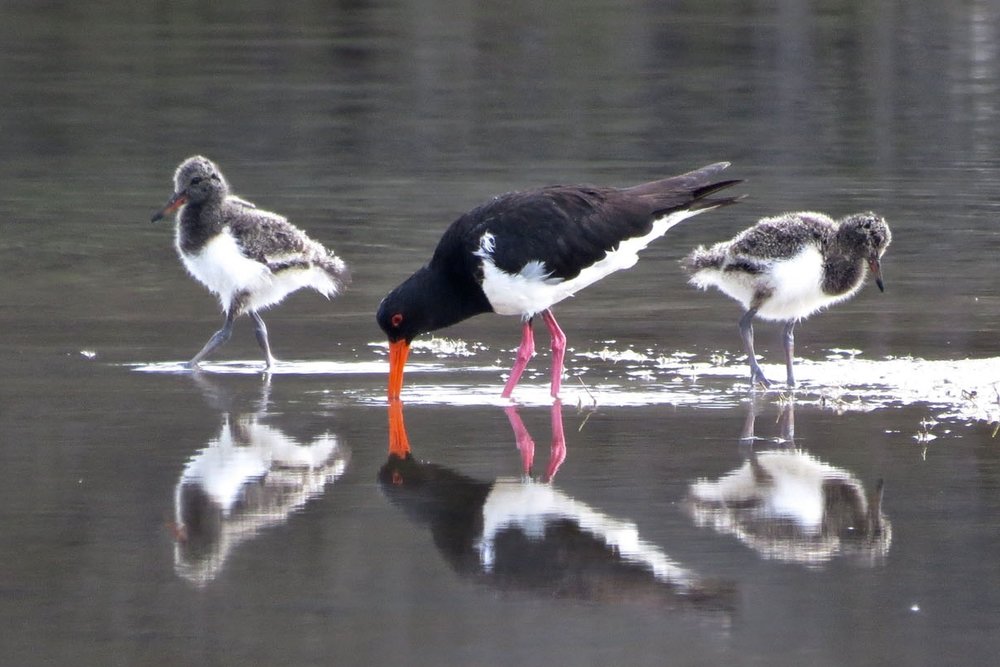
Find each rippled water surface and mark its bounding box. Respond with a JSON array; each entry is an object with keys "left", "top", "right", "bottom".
[{"left": 2, "top": 2, "right": 1000, "bottom": 665}]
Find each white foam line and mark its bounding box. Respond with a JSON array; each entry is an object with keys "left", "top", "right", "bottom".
[
  {"left": 369, "top": 336, "right": 491, "bottom": 358},
  {"left": 127, "top": 360, "right": 456, "bottom": 376},
  {"left": 127, "top": 337, "right": 1000, "bottom": 424},
  {"left": 351, "top": 382, "right": 739, "bottom": 408},
  {"left": 349, "top": 353, "right": 1000, "bottom": 423},
  {"left": 681, "top": 356, "right": 1000, "bottom": 423}
]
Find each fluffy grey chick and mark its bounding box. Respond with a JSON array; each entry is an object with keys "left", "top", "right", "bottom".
[
  {"left": 684, "top": 211, "right": 891, "bottom": 388},
  {"left": 152, "top": 156, "right": 350, "bottom": 370}
]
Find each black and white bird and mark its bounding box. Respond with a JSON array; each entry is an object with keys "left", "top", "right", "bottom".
[
  {"left": 376, "top": 162, "right": 741, "bottom": 399},
  {"left": 151, "top": 156, "right": 350, "bottom": 369},
  {"left": 684, "top": 211, "right": 892, "bottom": 388}
]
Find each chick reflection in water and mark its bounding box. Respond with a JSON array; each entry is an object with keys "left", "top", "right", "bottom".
[
  {"left": 382, "top": 400, "right": 733, "bottom": 611},
  {"left": 687, "top": 399, "right": 891, "bottom": 565},
  {"left": 173, "top": 376, "right": 349, "bottom": 585}
]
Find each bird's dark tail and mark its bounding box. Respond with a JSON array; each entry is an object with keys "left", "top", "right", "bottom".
[
  {"left": 688, "top": 180, "right": 745, "bottom": 212},
  {"left": 627, "top": 162, "right": 745, "bottom": 217}
]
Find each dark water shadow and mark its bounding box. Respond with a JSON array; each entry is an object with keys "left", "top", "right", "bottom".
[
  {"left": 171, "top": 374, "right": 349, "bottom": 586},
  {"left": 378, "top": 400, "right": 735, "bottom": 616},
  {"left": 686, "top": 398, "right": 891, "bottom": 566}
]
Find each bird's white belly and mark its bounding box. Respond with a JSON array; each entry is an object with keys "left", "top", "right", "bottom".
[
  {"left": 478, "top": 259, "right": 566, "bottom": 316},
  {"left": 479, "top": 208, "right": 701, "bottom": 317},
  {"left": 694, "top": 246, "right": 851, "bottom": 321},
  {"left": 179, "top": 229, "right": 320, "bottom": 314},
  {"left": 178, "top": 231, "right": 270, "bottom": 310},
  {"left": 180, "top": 230, "right": 334, "bottom": 314}
]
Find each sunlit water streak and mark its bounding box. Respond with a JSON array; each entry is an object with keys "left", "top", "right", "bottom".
[
  {"left": 129, "top": 360, "right": 455, "bottom": 375},
  {"left": 128, "top": 337, "right": 1000, "bottom": 425}
]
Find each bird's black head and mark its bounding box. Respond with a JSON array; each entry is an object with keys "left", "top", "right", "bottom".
[
  {"left": 377, "top": 264, "right": 492, "bottom": 398},
  {"left": 377, "top": 281, "right": 430, "bottom": 346},
  {"left": 377, "top": 264, "right": 483, "bottom": 343},
  {"left": 151, "top": 155, "right": 229, "bottom": 222},
  {"left": 377, "top": 270, "right": 439, "bottom": 399},
  {"left": 840, "top": 212, "right": 892, "bottom": 254}
]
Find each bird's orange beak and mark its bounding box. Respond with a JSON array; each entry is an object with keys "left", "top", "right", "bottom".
[
  {"left": 151, "top": 192, "right": 188, "bottom": 223},
  {"left": 388, "top": 398, "right": 410, "bottom": 458},
  {"left": 388, "top": 339, "right": 410, "bottom": 400}
]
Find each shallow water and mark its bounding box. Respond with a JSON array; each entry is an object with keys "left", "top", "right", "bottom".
[{"left": 2, "top": 2, "right": 1000, "bottom": 665}]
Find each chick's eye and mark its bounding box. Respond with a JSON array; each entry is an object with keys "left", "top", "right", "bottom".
[
  {"left": 190, "top": 176, "right": 203, "bottom": 185},
  {"left": 391, "top": 313, "right": 404, "bottom": 327}
]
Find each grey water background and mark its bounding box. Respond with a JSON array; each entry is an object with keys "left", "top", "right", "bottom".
[{"left": 2, "top": 2, "right": 1000, "bottom": 665}]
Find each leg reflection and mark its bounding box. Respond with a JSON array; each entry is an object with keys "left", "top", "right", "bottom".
[
  {"left": 504, "top": 401, "right": 566, "bottom": 482},
  {"left": 740, "top": 396, "right": 795, "bottom": 446}
]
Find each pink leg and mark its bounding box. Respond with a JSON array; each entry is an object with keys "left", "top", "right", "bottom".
[
  {"left": 541, "top": 309, "right": 566, "bottom": 398},
  {"left": 542, "top": 400, "right": 567, "bottom": 482},
  {"left": 504, "top": 405, "right": 534, "bottom": 475},
  {"left": 502, "top": 319, "right": 535, "bottom": 398}
]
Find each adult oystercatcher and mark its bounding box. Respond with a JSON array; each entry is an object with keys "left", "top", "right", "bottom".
[
  {"left": 377, "top": 162, "right": 742, "bottom": 399},
  {"left": 152, "top": 156, "right": 350, "bottom": 370},
  {"left": 684, "top": 211, "right": 892, "bottom": 388}
]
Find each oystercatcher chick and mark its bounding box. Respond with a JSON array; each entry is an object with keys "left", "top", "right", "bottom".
[
  {"left": 684, "top": 211, "right": 892, "bottom": 388},
  {"left": 376, "top": 162, "right": 742, "bottom": 399},
  {"left": 151, "top": 156, "right": 350, "bottom": 370}
]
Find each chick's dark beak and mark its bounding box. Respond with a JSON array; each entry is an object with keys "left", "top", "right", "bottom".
[
  {"left": 151, "top": 192, "right": 188, "bottom": 223},
  {"left": 869, "top": 257, "right": 885, "bottom": 292}
]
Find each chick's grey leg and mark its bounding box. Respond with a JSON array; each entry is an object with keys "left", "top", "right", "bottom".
[
  {"left": 781, "top": 320, "right": 796, "bottom": 387},
  {"left": 249, "top": 311, "right": 276, "bottom": 370},
  {"left": 739, "top": 307, "right": 772, "bottom": 389},
  {"left": 189, "top": 306, "right": 237, "bottom": 369}
]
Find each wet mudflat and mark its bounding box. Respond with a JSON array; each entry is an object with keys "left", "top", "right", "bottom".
[{"left": 2, "top": 2, "right": 1000, "bottom": 666}]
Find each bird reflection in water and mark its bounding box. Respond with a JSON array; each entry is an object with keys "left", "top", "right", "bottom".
[
  {"left": 172, "top": 375, "right": 349, "bottom": 585},
  {"left": 382, "top": 400, "right": 734, "bottom": 612},
  {"left": 687, "top": 398, "right": 891, "bottom": 566}
]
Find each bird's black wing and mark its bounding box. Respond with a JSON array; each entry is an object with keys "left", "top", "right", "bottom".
[{"left": 434, "top": 187, "right": 654, "bottom": 282}]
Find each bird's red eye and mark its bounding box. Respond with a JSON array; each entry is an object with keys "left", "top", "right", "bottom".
[{"left": 391, "top": 313, "right": 403, "bottom": 327}]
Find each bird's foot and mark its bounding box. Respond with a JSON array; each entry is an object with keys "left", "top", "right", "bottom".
[
  {"left": 750, "top": 370, "right": 772, "bottom": 390},
  {"left": 185, "top": 359, "right": 204, "bottom": 372}
]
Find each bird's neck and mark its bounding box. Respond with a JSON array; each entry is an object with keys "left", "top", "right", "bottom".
[
  {"left": 822, "top": 255, "right": 865, "bottom": 296},
  {"left": 409, "top": 265, "right": 493, "bottom": 334},
  {"left": 177, "top": 202, "right": 224, "bottom": 254}
]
